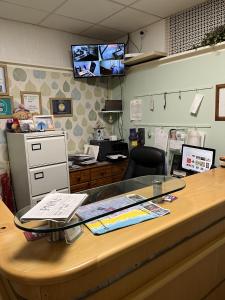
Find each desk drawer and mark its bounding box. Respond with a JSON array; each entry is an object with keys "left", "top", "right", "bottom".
[
  {"left": 70, "top": 182, "right": 90, "bottom": 193},
  {"left": 70, "top": 170, "right": 90, "bottom": 185},
  {"left": 29, "top": 163, "right": 68, "bottom": 196},
  {"left": 26, "top": 136, "right": 66, "bottom": 167},
  {"left": 90, "top": 177, "right": 112, "bottom": 188},
  {"left": 91, "top": 166, "right": 111, "bottom": 180},
  {"left": 111, "top": 161, "right": 128, "bottom": 176}
]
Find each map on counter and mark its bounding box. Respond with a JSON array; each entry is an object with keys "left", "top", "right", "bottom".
[{"left": 76, "top": 194, "right": 170, "bottom": 235}]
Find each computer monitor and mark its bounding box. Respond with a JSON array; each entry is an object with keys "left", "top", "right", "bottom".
[{"left": 181, "top": 144, "right": 216, "bottom": 174}]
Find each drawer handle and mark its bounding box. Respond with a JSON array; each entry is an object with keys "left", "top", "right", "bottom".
[
  {"left": 34, "top": 172, "right": 44, "bottom": 180},
  {"left": 32, "top": 143, "right": 41, "bottom": 151}
]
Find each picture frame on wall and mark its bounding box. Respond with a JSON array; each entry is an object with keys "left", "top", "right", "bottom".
[
  {"left": 21, "top": 91, "right": 42, "bottom": 115},
  {"left": 0, "top": 64, "right": 9, "bottom": 96},
  {"left": 0, "top": 96, "right": 13, "bottom": 118},
  {"left": 215, "top": 84, "right": 225, "bottom": 121},
  {"left": 50, "top": 98, "right": 72, "bottom": 117},
  {"left": 33, "top": 115, "right": 55, "bottom": 131}
]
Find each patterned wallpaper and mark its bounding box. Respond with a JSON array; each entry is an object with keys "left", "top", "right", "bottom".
[
  {"left": 0, "top": 64, "right": 112, "bottom": 170},
  {"left": 168, "top": 0, "right": 225, "bottom": 54}
]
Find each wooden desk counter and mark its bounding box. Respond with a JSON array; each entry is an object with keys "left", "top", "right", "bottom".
[{"left": 1, "top": 168, "right": 225, "bottom": 299}]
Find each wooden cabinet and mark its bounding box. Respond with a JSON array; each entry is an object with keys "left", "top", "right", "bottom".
[{"left": 69, "top": 160, "right": 128, "bottom": 193}]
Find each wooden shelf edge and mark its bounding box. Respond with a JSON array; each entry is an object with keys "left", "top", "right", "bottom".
[{"left": 124, "top": 51, "right": 167, "bottom": 66}]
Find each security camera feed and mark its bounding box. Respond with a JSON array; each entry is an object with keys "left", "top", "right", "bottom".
[
  {"left": 71, "top": 43, "right": 125, "bottom": 78},
  {"left": 181, "top": 144, "right": 215, "bottom": 173}
]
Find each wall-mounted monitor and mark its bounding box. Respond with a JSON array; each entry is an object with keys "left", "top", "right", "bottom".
[
  {"left": 71, "top": 43, "right": 125, "bottom": 78},
  {"left": 181, "top": 144, "right": 216, "bottom": 174}
]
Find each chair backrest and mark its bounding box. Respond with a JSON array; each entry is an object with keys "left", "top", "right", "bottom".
[{"left": 123, "top": 146, "right": 166, "bottom": 180}]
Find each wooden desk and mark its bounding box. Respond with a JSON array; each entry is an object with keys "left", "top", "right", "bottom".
[
  {"left": 69, "top": 160, "right": 128, "bottom": 193},
  {"left": 1, "top": 168, "right": 225, "bottom": 299}
]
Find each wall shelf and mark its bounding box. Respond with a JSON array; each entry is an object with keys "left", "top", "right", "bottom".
[
  {"left": 124, "top": 51, "right": 167, "bottom": 66},
  {"left": 99, "top": 110, "right": 122, "bottom": 113}
]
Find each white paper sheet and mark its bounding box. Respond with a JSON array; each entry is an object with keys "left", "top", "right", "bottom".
[
  {"left": 130, "top": 99, "right": 142, "bottom": 121},
  {"left": 21, "top": 192, "right": 87, "bottom": 221},
  {"left": 190, "top": 93, "right": 204, "bottom": 114},
  {"left": 84, "top": 144, "right": 99, "bottom": 160},
  {"left": 154, "top": 127, "right": 168, "bottom": 152}
]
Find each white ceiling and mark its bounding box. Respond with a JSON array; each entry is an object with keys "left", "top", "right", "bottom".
[{"left": 0, "top": 0, "right": 206, "bottom": 41}]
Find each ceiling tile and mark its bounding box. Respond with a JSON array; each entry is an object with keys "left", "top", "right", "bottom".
[
  {"left": 55, "top": 0, "right": 124, "bottom": 23},
  {"left": 1, "top": 0, "right": 66, "bottom": 12},
  {"left": 131, "top": 0, "right": 206, "bottom": 18},
  {"left": 0, "top": 1, "right": 48, "bottom": 23},
  {"left": 81, "top": 25, "right": 125, "bottom": 41},
  {"left": 101, "top": 7, "right": 160, "bottom": 33},
  {"left": 41, "top": 14, "right": 93, "bottom": 34}
]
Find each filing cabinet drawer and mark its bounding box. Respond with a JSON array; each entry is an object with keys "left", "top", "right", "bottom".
[
  {"left": 29, "top": 163, "right": 68, "bottom": 196},
  {"left": 90, "top": 166, "right": 111, "bottom": 180},
  {"left": 26, "top": 136, "right": 67, "bottom": 167},
  {"left": 70, "top": 170, "right": 90, "bottom": 185}
]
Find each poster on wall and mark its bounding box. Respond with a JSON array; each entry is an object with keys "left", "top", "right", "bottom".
[
  {"left": 0, "top": 96, "right": 13, "bottom": 118},
  {"left": 0, "top": 65, "right": 9, "bottom": 96},
  {"left": 50, "top": 98, "right": 72, "bottom": 117},
  {"left": 21, "top": 91, "right": 42, "bottom": 115},
  {"left": 130, "top": 99, "right": 142, "bottom": 121}
]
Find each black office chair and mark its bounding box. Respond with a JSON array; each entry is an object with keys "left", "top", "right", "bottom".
[{"left": 123, "top": 146, "right": 166, "bottom": 180}]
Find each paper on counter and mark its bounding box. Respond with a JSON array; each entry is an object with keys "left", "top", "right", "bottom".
[{"left": 21, "top": 192, "right": 87, "bottom": 221}]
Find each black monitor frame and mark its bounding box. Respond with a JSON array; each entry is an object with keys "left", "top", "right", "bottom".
[
  {"left": 71, "top": 43, "right": 125, "bottom": 79},
  {"left": 181, "top": 144, "right": 216, "bottom": 175}
]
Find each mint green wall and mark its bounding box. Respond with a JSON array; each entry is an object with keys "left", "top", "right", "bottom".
[{"left": 113, "top": 49, "right": 225, "bottom": 165}]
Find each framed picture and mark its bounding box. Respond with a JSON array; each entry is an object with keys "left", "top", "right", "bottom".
[
  {"left": 33, "top": 115, "right": 55, "bottom": 131},
  {"left": 19, "top": 119, "right": 35, "bottom": 132},
  {"left": 0, "top": 65, "right": 9, "bottom": 96},
  {"left": 21, "top": 91, "right": 42, "bottom": 115},
  {"left": 50, "top": 98, "right": 72, "bottom": 117},
  {"left": 215, "top": 84, "right": 225, "bottom": 121},
  {"left": 0, "top": 96, "right": 13, "bottom": 118}
]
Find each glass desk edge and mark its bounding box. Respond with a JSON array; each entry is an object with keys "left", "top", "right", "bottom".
[{"left": 14, "top": 175, "right": 186, "bottom": 234}]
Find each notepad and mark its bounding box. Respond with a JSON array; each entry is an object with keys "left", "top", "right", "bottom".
[{"left": 21, "top": 192, "right": 87, "bottom": 222}]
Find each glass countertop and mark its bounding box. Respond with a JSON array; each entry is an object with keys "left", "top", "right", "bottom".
[{"left": 14, "top": 175, "right": 185, "bottom": 234}]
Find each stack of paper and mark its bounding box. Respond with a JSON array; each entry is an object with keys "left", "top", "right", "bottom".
[{"left": 21, "top": 192, "right": 87, "bottom": 222}]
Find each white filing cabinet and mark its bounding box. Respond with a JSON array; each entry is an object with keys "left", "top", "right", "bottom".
[{"left": 7, "top": 131, "right": 70, "bottom": 210}]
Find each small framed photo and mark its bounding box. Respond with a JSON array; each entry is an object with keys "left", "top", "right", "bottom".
[
  {"left": 0, "top": 96, "right": 13, "bottom": 118},
  {"left": 21, "top": 91, "right": 42, "bottom": 115},
  {"left": 19, "top": 119, "right": 35, "bottom": 132},
  {"left": 0, "top": 65, "right": 9, "bottom": 96},
  {"left": 50, "top": 98, "right": 72, "bottom": 117},
  {"left": 215, "top": 84, "right": 225, "bottom": 121},
  {"left": 33, "top": 115, "right": 55, "bottom": 131}
]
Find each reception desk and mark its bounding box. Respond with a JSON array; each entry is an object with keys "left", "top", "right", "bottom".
[{"left": 1, "top": 168, "right": 225, "bottom": 299}]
